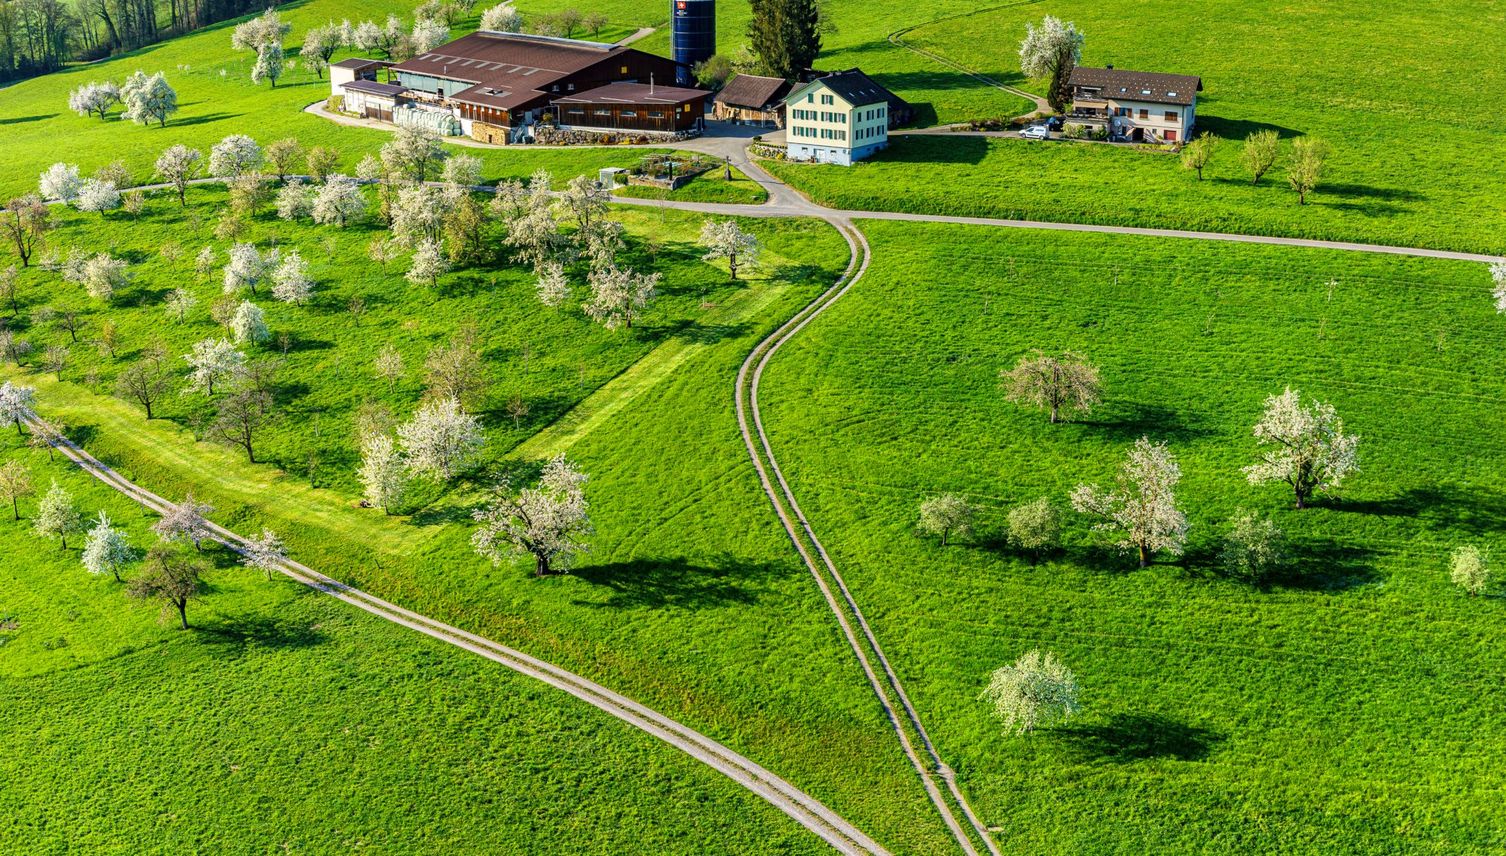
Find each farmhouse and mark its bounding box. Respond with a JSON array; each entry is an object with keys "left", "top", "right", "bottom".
[
  {"left": 782, "top": 70, "right": 894, "bottom": 165},
  {"left": 343, "top": 30, "right": 701, "bottom": 143},
  {"left": 1065, "top": 65, "right": 1201, "bottom": 143},
  {"left": 712, "top": 73, "right": 791, "bottom": 126}
]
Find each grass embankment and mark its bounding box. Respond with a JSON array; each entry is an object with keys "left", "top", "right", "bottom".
[
  {"left": 0, "top": 0, "right": 675, "bottom": 199},
  {"left": 0, "top": 440, "right": 825, "bottom": 854},
  {"left": 613, "top": 166, "right": 769, "bottom": 205},
  {"left": 766, "top": 0, "right": 1506, "bottom": 254},
  {"left": 758, "top": 219, "right": 1506, "bottom": 852},
  {"left": 2, "top": 195, "right": 958, "bottom": 852}
]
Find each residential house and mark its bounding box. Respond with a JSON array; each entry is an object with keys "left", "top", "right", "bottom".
[
  {"left": 712, "top": 73, "right": 791, "bottom": 126},
  {"left": 1065, "top": 65, "right": 1202, "bottom": 143},
  {"left": 783, "top": 70, "right": 892, "bottom": 165}
]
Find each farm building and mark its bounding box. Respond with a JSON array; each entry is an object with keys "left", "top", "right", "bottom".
[
  {"left": 712, "top": 73, "right": 791, "bottom": 126},
  {"left": 329, "top": 57, "right": 391, "bottom": 99},
  {"left": 1065, "top": 66, "right": 1202, "bottom": 143},
  {"left": 345, "top": 30, "right": 701, "bottom": 144},
  {"left": 783, "top": 70, "right": 892, "bottom": 165}
]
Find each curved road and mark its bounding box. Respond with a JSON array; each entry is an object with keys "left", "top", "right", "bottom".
[{"left": 30, "top": 419, "right": 890, "bottom": 856}]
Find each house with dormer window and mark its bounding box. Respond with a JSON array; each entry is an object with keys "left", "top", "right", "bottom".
[{"left": 1065, "top": 66, "right": 1202, "bottom": 143}]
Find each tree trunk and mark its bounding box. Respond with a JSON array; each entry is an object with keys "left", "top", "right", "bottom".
[
  {"left": 535, "top": 553, "right": 550, "bottom": 577},
  {"left": 1137, "top": 544, "right": 1149, "bottom": 568},
  {"left": 1049, "top": 404, "right": 1059, "bottom": 424},
  {"left": 113, "top": 567, "right": 121, "bottom": 582},
  {"left": 60, "top": 533, "right": 68, "bottom": 550},
  {"left": 941, "top": 528, "right": 948, "bottom": 547},
  {"left": 144, "top": 400, "right": 153, "bottom": 419},
  {"left": 176, "top": 600, "right": 189, "bottom": 629},
  {"left": 10, "top": 497, "right": 17, "bottom": 520}
]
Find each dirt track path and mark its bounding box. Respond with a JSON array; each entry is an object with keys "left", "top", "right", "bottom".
[{"left": 31, "top": 418, "right": 890, "bottom": 856}]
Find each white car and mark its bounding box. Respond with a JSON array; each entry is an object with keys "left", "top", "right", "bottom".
[{"left": 1020, "top": 125, "right": 1050, "bottom": 140}]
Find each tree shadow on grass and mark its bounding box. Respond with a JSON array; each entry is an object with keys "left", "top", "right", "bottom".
[
  {"left": 571, "top": 556, "right": 787, "bottom": 610},
  {"left": 166, "top": 112, "right": 241, "bottom": 128},
  {"left": 1266, "top": 537, "right": 1381, "bottom": 592},
  {"left": 1057, "top": 713, "right": 1224, "bottom": 763},
  {"left": 1335, "top": 484, "right": 1506, "bottom": 538},
  {"left": 1079, "top": 402, "right": 1217, "bottom": 444},
  {"left": 196, "top": 613, "right": 327, "bottom": 652},
  {"left": 668, "top": 318, "right": 754, "bottom": 345},
  {"left": 880, "top": 134, "right": 991, "bottom": 165},
  {"left": 1194, "top": 115, "right": 1301, "bottom": 141},
  {"left": 0, "top": 114, "right": 57, "bottom": 124}
]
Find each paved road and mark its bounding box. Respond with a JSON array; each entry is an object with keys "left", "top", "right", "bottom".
[
  {"left": 616, "top": 26, "right": 656, "bottom": 45},
  {"left": 30, "top": 417, "right": 891, "bottom": 856}
]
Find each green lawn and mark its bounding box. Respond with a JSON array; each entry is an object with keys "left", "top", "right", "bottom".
[
  {"left": 613, "top": 166, "right": 770, "bottom": 204},
  {"left": 2, "top": 192, "right": 959, "bottom": 853},
  {"left": 0, "top": 440, "right": 827, "bottom": 854},
  {"left": 764, "top": 0, "right": 1506, "bottom": 254},
  {"left": 757, "top": 218, "right": 1506, "bottom": 852}
]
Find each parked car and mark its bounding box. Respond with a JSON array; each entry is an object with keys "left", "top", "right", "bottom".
[
  {"left": 1021, "top": 125, "right": 1050, "bottom": 140},
  {"left": 1045, "top": 116, "right": 1064, "bottom": 131}
]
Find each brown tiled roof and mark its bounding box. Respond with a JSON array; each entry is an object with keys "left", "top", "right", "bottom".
[
  {"left": 552, "top": 81, "right": 707, "bottom": 106},
  {"left": 342, "top": 80, "right": 406, "bottom": 97},
  {"left": 332, "top": 57, "right": 389, "bottom": 70},
  {"left": 391, "top": 31, "right": 624, "bottom": 90},
  {"left": 714, "top": 74, "right": 790, "bottom": 110},
  {"left": 1068, "top": 66, "right": 1202, "bottom": 106}
]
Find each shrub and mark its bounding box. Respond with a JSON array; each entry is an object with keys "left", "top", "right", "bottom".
[
  {"left": 1449, "top": 545, "right": 1491, "bottom": 596},
  {"left": 1007, "top": 497, "right": 1060, "bottom": 555},
  {"left": 1220, "top": 509, "right": 1285, "bottom": 583}
]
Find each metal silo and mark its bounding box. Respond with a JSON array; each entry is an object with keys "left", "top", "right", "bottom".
[{"left": 671, "top": 0, "right": 715, "bottom": 85}]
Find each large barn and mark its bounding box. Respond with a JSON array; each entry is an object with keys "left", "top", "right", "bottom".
[{"left": 346, "top": 30, "right": 704, "bottom": 144}]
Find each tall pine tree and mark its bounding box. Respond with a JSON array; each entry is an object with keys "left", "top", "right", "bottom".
[{"left": 747, "top": 0, "right": 822, "bottom": 81}]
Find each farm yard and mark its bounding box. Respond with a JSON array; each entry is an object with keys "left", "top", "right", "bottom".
[{"left": 2, "top": 0, "right": 1505, "bottom": 852}]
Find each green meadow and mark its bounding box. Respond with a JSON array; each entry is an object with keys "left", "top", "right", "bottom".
[
  {"left": 0, "top": 438, "right": 829, "bottom": 854},
  {"left": 758, "top": 219, "right": 1506, "bottom": 852}
]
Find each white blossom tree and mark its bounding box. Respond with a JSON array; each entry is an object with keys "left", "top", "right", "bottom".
[
  {"left": 194, "top": 245, "right": 216, "bottom": 279},
  {"left": 397, "top": 396, "right": 484, "bottom": 480},
  {"left": 39, "top": 163, "right": 82, "bottom": 202},
  {"left": 582, "top": 265, "right": 660, "bottom": 330},
  {"left": 120, "top": 71, "right": 178, "bottom": 127},
  {"left": 242, "top": 528, "right": 286, "bottom": 579},
  {"left": 1018, "top": 15, "right": 1084, "bottom": 111},
  {"left": 1071, "top": 436, "right": 1188, "bottom": 567},
  {"left": 74, "top": 179, "right": 121, "bottom": 214},
  {"left": 209, "top": 134, "right": 264, "bottom": 180},
  {"left": 918, "top": 493, "right": 975, "bottom": 546},
  {"left": 440, "top": 153, "right": 483, "bottom": 199},
  {"left": 271, "top": 251, "right": 315, "bottom": 305},
  {"left": 231, "top": 8, "right": 291, "bottom": 52},
  {"left": 535, "top": 262, "right": 570, "bottom": 307},
  {"left": 231, "top": 300, "right": 271, "bottom": 345},
  {"left": 1489, "top": 261, "right": 1506, "bottom": 314},
  {"left": 352, "top": 19, "right": 383, "bottom": 52},
  {"left": 81, "top": 253, "right": 129, "bottom": 301},
  {"left": 164, "top": 288, "right": 197, "bottom": 323},
  {"left": 299, "top": 22, "right": 345, "bottom": 79},
  {"left": 411, "top": 17, "right": 449, "bottom": 53},
  {"left": 406, "top": 238, "right": 450, "bottom": 288},
  {"left": 380, "top": 125, "right": 447, "bottom": 182},
  {"left": 223, "top": 242, "right": 278, "bottom": 294},
  {"left": 480, "top": 3, "right": 522, "bottom": 31},
  {"left": 68, "top": 81, "right": 121, "bottom": 119},
  {"left": 471, "top": 454, "right": 591, "bottom": 577},
  {"left": 390, "top": 184, "right": 448, "bottom": 247},
  {"left": 152, "top": 492, "right": 214, "bottom": 551},
  {"left": 699, "top": 218, "right": 759, "bottom": 281},
  {"left": 82, "top": 511, "right": 136, "bottom": 581},
  {"left": 558, "top": 173, "right": 610, "bottom": 233},
  {"left": 0, "top": 380, "right": 37, "bottom": 434},
  {"left": 358, "top": 434, "right": 408, "bottom": 512},
  {"left": 35, "top": 479, "right": 83, "bottom": 549},
  {"left": 312, "top": 175, "right": 367, "bottom": 227},
  {"left": 252, "top": 42, "right": 286, "bottom": 87},
  {"left": 154, "top": 144, "right": 202, "bottom": 206},
  {"left": 1243, "top": 388, "right": 1359, "bottom": 509},
  {"left": 979, "top": 649, "right": 1081, "bottom": 735},
  {"left": 1001, "top": 350, "right": 1102, "bottom": 423},
  {"left": 275, "top": 180, "right": 312, "bottom": 220},
  {"left": 184, "top": 338, "right": 245, "bottom": 395}
]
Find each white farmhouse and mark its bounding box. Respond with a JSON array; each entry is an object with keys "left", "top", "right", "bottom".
[
  {"left": 782, "top": 70, "right": 893, "bottom": 166},
  {"left": 1065, "top": 66, "right": 1202, "bottom": 143}
]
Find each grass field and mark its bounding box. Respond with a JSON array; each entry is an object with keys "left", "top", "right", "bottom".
[
  {"left": 757, "top": 219, "right": 1506, "bottom": 851},
  {"left": 613, "top": 166, "right": 769, "bottom": 204},
  {"left": 763, "top": 0, "right": 1506, "bottom": 254},
  {"left": 0, "top": 439, "right": 830, "bottom": 854},
  {"left": 2, "top": 194, "right": 960, "bottom": 852}
]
